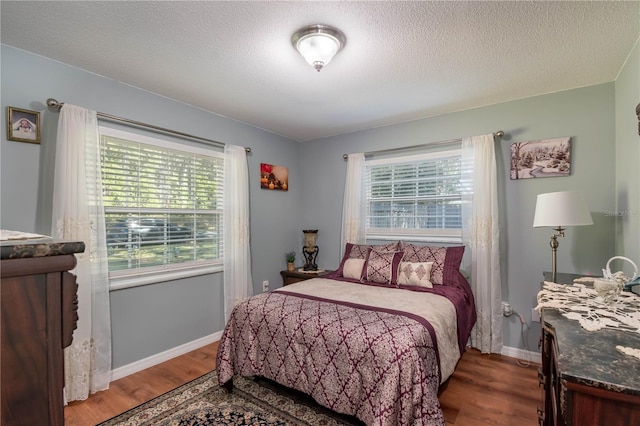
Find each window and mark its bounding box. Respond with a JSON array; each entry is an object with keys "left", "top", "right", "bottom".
[
  {"left": 365, "top": 149, "right": 463, "bottom": 242},
  {"left": 99, "top": 127, "right": 224, "bottom": 283}
]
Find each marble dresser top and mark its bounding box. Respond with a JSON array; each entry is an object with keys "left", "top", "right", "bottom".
[
  {"left": 542, "top": 301, "right": 640, "bottom": 397},
  {"left": 1, "top": 238, "right": 85, "bottom": 260}
]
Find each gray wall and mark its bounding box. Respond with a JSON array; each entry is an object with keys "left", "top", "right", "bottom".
[
  {"left": 615, "top": 38, "right": 640, "bottom": 262},
  {"left": 0, "top": 45, "right": 302, "bottom": 368},
  {"left": 300, "top": 83, "right": 618, "bottom": 351},
  {"left": 1, "top": 40, "right": 635, "bottom": 366}
]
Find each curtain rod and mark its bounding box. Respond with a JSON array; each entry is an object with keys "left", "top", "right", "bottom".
[
  {"left": 45, "top": 98, "right": 251, "bottom": 154},
  {"left": 342, "top": 130, "right": 504, "bottom": 160}
]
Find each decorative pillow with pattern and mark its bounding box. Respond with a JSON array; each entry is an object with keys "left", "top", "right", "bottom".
[
  {"left": 335, "top": 241, "right": 401, "bottom": 277},
  {"left": 399, "top": 243, "right": 465, "bottom": 285},
  {"left": 397, "top": 261, "right": 434, "bottom": 288},
  {"left": 348, "top": 242, "right": 400, "bottom": 259},
  {"left": 342, "top": 258, "right": 366, "bottom": 280},
  {"left": 365, "top": 249, "right": 404, "bottom": 285}
]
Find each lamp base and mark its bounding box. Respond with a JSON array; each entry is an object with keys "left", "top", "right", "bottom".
[
  {"left": 549, "top": 227, "right": 565, "bottom": 283},
  {"left": 303, "top": 245, "right": 318, "bottom": 271}
]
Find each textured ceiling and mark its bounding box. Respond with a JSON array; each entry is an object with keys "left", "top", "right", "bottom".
[{"left": 1, "top": 1, "right": 639, "bottom": 142}]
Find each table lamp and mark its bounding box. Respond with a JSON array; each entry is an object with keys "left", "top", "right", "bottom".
[
  {"left": 533, "top": 191, "right": 593, "bottom": 283},
  {"left": 302, "top": 229, "right": 319, "bottom": 271}
]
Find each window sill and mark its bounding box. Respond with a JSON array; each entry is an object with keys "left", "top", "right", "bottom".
[
  {"left": 366, "top": 233, "right": 463, "bottom": 244},
  {"left": 109, "top": 264, "right": 223, "bottom": 291}
]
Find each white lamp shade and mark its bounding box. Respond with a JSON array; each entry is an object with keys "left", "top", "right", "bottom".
[
  {"left": 295, "top": 33, "right": 340, "bottom": 69},
  {"left": 533, "top": 191, "right": 593, "bottom": 227}
]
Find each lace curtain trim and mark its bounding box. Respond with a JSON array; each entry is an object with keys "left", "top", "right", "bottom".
[
  {"left": 471, "top": 310, "right": 493, "bottom": 353},
  {"left": 466, "top": 216, "right": 497, "bottom": 248}
]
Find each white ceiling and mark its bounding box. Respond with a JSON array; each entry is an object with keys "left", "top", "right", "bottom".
[{"left": 1, "top": 1, "right": 639, "bottom": 142}]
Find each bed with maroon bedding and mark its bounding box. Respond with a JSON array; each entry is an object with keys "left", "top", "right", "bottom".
[{"left": 216, "top": 242, "right": 476, "bottom": 426}]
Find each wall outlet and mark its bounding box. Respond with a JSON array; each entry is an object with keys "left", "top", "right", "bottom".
[
  {"left": 502, "top": 301, "right": 512, "bottom": 317},
  {"left": 262, "top": 280, "right": 269, "bottom": 291},
  {"left": 532, "top": 307, "right": 540, "bottom": 322}
]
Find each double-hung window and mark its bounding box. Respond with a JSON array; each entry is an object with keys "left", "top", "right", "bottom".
[
  {"left": 99, "top": 127, "right": 224, "bottom": 286},
  {"left": 365, "top": 148, "right": 463, "bottom": 243}
]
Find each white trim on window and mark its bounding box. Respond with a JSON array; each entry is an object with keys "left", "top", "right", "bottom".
[
  {"left": 99, "top": 127, "right": 223, "bottom": 159},
  {"left": 99, "top": 126, "right": 225, "bottom": 288},
  {"left": 366, "top": 149, "right": 461, "bottom": 166},
  {"left": 109, "top": 263, "right": 223, "bottom": 291}
]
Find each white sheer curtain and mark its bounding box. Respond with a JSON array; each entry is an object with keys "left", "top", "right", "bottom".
[
  {"left": 223, "top": 144, "right": 253, "bottom": 321},
  {"left": 51, "top": 104, "right": 112, "bottom": 401},
  {"left": 341, "top": 153, "right": 366, "bottom": 251},
  {"left": 461, "top": 133, "right": 502, "bottom": 353}
]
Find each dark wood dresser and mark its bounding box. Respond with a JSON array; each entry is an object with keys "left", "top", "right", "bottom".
[
  {"left": 1, "top": 239, "right": 85, "bottom": 426},
  {"left": 539, "top": 273, "right": 640, "bottom": 426}
]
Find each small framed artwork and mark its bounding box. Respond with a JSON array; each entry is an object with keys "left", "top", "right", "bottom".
[
  {"left": 7, "top": 107, "right": 41, "bottom": 144},
  {"left": 260, "top": 162, "right": 289, "bottom": 191},
  {"left": 510, "top": 137, "right": 571, "bottom": 180}
]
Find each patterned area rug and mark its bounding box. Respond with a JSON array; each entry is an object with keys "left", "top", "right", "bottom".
[{"left": 98, "top": 370, "right": 364, "bottom": 425}]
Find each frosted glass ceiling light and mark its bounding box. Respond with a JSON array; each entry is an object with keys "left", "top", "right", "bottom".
[{"left": 292, "top": 24, "right": 346, "bottom": 72}]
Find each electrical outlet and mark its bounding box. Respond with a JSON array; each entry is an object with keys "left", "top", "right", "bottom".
[
  {"left": 262, "top": 280, "right": 269, "bottom": 291},
  {"left": 532, "top": 307, "right": 540, "bottom": 322},
  {"left": 502, "top": 301, "right": 512, "bottom": 317}
]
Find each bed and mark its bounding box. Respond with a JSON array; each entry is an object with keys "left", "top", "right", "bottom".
[{"left": 216, "top": 241, "right": 476, "bottom": 426}]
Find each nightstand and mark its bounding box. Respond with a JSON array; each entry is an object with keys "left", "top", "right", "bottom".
[{"left": 280, "top": 269, "right": 332, "bottom": 286}]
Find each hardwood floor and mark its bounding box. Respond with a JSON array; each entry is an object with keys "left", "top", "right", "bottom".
[
  {"left": 64, "top": 342, "right": 541, "bottom": 425},
  {"left": 438, "top": 351, "right": 542, "bottom": 425},
  {"left": 64, "top": 342, "right": 219, "bottom": 426}
]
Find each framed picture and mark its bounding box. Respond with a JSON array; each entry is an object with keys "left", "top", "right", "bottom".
[
  {"left": 260, "top": 162, "right": 289, "bottom": 191},
  {"left": 510, "top": 137, "right": 571, "bottom": 180},
  {"left": 7, "top": 107, "right": 41, "bottom": 144}
]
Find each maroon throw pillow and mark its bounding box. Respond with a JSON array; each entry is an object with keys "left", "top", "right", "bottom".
[
  {"left": 335, "top": 241, "right": 401, "bottom": 277},
  {"left": 399, "top": 243, "right": 465, "bottom": 285},
  {"left": 365, "top": 249, "right": 405, "bottom": 285}
]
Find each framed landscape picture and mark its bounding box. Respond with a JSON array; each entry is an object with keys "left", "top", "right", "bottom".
[
  {"left": 7, "top": 106, "right": 41, "bottom": 144},
  {"left": 260, "top": 162, "right": 289, "bottom": 191},
  {"left": 510, "top": 137, "right": 571, "bottom": 180}
]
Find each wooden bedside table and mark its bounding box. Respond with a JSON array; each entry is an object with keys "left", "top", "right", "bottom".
[{"left": 280, "top": 269, "right": 332, "bottom": 286}]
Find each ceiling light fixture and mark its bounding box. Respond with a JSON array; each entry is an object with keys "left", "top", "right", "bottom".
[{"left": 291, "top": 24, "right": 346, "bottom": 72}]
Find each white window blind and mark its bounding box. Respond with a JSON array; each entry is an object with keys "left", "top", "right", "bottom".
[
  {"left": 99, "top": 127, "right": 224, "bottom": 279},
  {"left": 365, "top": 149, "right": 463, "bottom": 242}
]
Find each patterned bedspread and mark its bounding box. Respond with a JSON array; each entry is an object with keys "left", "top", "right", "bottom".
[{"left": 217, "top": 278, "right": 465, "bottom": 426}]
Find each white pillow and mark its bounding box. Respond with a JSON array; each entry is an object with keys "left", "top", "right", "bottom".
[
  {"left": 343, "top": 258, "right": 366, "bottom": 280},
  {"left": 397, "top": 261, "right": 434, "bottom": 288}
]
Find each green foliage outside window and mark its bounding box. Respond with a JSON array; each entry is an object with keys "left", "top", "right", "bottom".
[{"left": 100, "top": 130, "right": 224, "bottom": 275}]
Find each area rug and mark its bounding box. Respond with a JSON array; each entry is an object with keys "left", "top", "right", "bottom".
[{"left": 98, "top": 370, "right": 364, "bottom": 425}]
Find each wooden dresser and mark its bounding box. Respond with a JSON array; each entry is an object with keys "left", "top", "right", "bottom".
[
  {"left": 539, "top": 273, "right": 640, "bottom": 426},
  {"left": 1, "top": 239, "right": 85, "bottom": 426}
]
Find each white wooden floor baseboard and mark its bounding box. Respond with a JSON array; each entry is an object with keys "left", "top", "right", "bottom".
[
  {"left": 501, "top": 345, "right": 541, "bottom": 364},
  {"left": 110, "top": 331, "right": 222, "bottom": 382}
]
